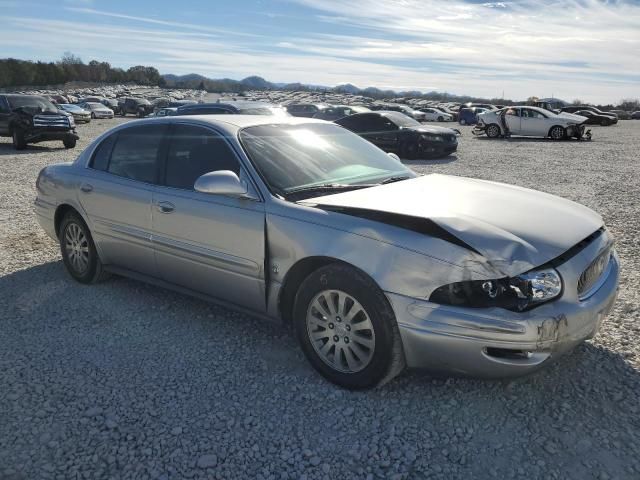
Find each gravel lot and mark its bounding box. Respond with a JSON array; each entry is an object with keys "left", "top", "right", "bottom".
[{"left": 1, "top": 118, "right": 639, "bottom": 480}]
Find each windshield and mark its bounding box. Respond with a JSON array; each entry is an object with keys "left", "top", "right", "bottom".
[
  {"left": 7, "top": 95, "right": 57, "bottom": 113},
  {"left": 60, "top": 104, "right": 82, "bottom": 111},
  {"left": 383, "top": 112, "right": 420, "bottom": 127},
  {"left": 239, "top": 123, "right": 414, "bottom": 196}
]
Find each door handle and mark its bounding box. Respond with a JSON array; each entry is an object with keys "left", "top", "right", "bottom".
[
  {"left": 156, "top": 201, "right": 175, "bottom": 214},
  {"left": 80, "top": 183, "right": 93, "bottom": 193}
]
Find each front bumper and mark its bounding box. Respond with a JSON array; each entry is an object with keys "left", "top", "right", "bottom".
[
  {"left": 388, "top": 232, "right": 619, "bottom": 377},
  {"left": 25, "top": 128, "right": 79, "bottom": 143}
]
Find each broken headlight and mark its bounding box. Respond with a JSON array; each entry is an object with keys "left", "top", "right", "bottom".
[{"left": 429, "top": 268, "right": 562, "bottom": 312}]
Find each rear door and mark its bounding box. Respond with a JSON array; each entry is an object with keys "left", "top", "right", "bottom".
[
  {"left": 0, "top": 96, "right": 11, "bottom": 135},
  {"left": 152, "top": 123, "right": 266, "bottom": 311},
  {"left": 78, "top": 124, "right": 166, "bottom": 275},
  {"left": 505, "top": 108, "right": 521, "bottom": 134}
]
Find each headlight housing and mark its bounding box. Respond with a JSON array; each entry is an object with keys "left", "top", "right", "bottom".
[
  {"left": 429, "top": 268, "right": 562, "bottom": 312},
  {"left": 422, "top": 134, "right": 444, "bottom": 142}
]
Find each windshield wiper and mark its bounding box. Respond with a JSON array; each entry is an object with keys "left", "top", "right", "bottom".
[
  {"left": 285, "top": 183, "right": 373, "bottom": 199},
  {"left": 381, "top": 175, "right": 412, "bottom": 184}
]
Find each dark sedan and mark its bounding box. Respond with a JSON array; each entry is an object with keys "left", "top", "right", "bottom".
[
  {"left": 312, "top": 105, "right": 370, "bottom": 121},
  {"left": 574, "top": 110, "right": 617, "bottom": 126},
  {"left": 175, "top": 101, "right": 289, "bottom": 117},
  {"left": 560, "top": 106, "right": 617, "bottom": 125},
  {"left": 335, "top": 111, "right": 458, "bottom": 159}
]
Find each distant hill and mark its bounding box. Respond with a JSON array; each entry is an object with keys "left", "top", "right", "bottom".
[{"left": 160, "top": 72, "right": 514, "bottom": 103}]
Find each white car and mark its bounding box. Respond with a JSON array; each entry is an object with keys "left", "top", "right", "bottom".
[
  {"left": 419, "top": 108, "right": 453, "bottom": 122},
  {"left": 475, "top": 106, "right": 589, "bottom": 140},
  {"left": 78, "top": 102, "right": 114, "bottom": 119}
]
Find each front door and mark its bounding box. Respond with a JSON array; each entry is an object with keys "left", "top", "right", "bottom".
[
  {"left": 78, "top": 124, "right": 167, "bottom": 276},
  {"left": 152, "top": 124, "right": 266, "bottom": 312},
  {"left": 520, "top": 108, "right": 550, "bottom": 136}
]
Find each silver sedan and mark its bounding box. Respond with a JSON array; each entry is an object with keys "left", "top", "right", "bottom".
[{"left": 35, "top": 115, "right": 619, "bottom": 389}]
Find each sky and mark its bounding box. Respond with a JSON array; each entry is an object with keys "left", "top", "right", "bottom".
[{"left": 1, "top": 0, "right": 638, "bottom": 103}]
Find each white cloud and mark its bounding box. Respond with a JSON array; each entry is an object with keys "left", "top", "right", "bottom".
[{"left": 2, "top": 0, "right": 639, "bottom": 103}]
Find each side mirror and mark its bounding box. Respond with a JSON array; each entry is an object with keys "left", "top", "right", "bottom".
[
  {"left": 387, "top": 152, "right": 401, "bottom": 162},
  {"left": 194, "top": 170, "right": 248, "bottom": 197}
]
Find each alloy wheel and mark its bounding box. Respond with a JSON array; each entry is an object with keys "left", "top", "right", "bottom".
[
  {"left": 64, "top": 222, "right": 90, "bottom": 274},
  {"left": 306, "top": 289, "right": 376, "bottom": 373}
]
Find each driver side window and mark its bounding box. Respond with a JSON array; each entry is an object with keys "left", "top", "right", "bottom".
[{"left": 163, "top": 125, "right": 241, "bottom": 190}]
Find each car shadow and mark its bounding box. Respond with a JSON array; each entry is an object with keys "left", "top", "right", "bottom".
[
  {"left": 402, "top": 154, "right": 458, "bottom": 165},
  {"left": 0, "top": 142, "right": 68, "bottom": 156},
  {"left": 474, "top": 136, "right": 588, "bottom": 143}
]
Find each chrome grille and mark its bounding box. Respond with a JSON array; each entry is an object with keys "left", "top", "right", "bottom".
[
  {"left": 578, "top": 247, "right": 612, "bottom": 299},
  {"left": 33, "top": 114, "right": 70, "bottom": 128}
]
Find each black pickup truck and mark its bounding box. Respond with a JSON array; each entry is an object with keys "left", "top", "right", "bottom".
[{"left": 0, "top": 94, "right": 79, "bottom": 150}]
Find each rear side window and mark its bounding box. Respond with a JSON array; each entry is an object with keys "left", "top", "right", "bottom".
[
  {"left": 107, "top": 125, "right": 166, "bottom": 183},
  {"left": 164, "top": 124, "right": 240, "bottom": 189},
  {"left": 90, "top": 134, "right": 117, "bottom": 171}
]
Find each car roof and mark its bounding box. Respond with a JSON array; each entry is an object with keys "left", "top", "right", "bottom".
[{"left": 131, "top": 115, "right": 328, "bottom": 134}]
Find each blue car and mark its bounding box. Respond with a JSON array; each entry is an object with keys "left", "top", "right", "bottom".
[{"left": 458, "top": 107, "right": 487, "bottom": 125}]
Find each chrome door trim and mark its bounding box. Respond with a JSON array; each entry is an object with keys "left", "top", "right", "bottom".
[{"left": 152, "top": 233, "right": 261, "bottom": 277}]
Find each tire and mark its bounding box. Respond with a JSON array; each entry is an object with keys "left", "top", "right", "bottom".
[
  {"left": 12, "top": 128, "right": 27, "bottom": 150},
  {"left": 459, "top": 119, "right": 467, "bottom": 125},
  {"left": 549, "top": 125, "right": 566, "bottom": 140},
  {"left": 600, "top": 119, "right": 609, "bottom": 126},
  {"left": 400, "top": 141, "right": 419, "bottom": 160},
  {"left": 293, "top": 264, "right": 405, "bottom": 389},
  {"left": 486, "top": 123, "right": 501, "bottom": 138},
  {"left": 63, "top": 137, "right": 76, "bottom": 149},
  {"left": 137, "top": 110, "right": 145, "bottom": 118},
  {"left": 437, "top": 116, "right": 444, "bottom": 122},
  {"left": 120, "top": 109, "right": 126, "bottom": 117},
  {"left": 91, "top": 112, "right": 96, "bottom": 119},
  {"left": 59, "top": 212, "right": 109, "bottom": 284}
]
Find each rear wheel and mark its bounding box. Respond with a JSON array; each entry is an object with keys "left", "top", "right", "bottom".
[
  {"left": 293, "top": 264, "right": 405, "bottom": 389},
  {"left": 549, "top": 125, "right": 566, "bottom": 140},
  {"left": 459, "top": 118, "right": 467, "bottom": 125},
  {"left": 486, "top": 123, "right": 501, "bottom": 138},
  {"left": 59, "top": 212, "right": 108, "bottom": 284},
  {"left": 12, "top": 128, "right": 27, "bottom": 150}
]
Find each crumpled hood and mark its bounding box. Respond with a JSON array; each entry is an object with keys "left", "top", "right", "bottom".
[
  {"left": 308, "top": 174, "right": 603, "bottom": 276},
  {"left": 407, "top": 125, "right": 458, "bottom": 135}
]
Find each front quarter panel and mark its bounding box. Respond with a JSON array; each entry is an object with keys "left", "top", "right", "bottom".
[{"left": 265, "top": 199, "right": 502, "bottom": 318}]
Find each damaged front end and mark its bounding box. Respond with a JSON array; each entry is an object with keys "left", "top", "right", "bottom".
[{"left": 567, "top": 122, "right": 592, "bottom": 141}]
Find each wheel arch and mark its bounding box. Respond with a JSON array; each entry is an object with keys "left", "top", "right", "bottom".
[
  {"left": 54, "top": 203, "right": 83, "bottom": 239},
  {"left": 548, "top": 124, "right": 566, "bottom": 138},
  {"left": 278, "top": 256, "right": 379, "bottom": 325}
]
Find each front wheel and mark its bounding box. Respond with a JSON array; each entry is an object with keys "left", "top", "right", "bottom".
[
  {"left": 63, "top": 137, "right": 76, "bottom": 149},
  {"left": 12, "top": 129, "right": 27, "bottom": 150},
  {"left": 549, "top": 125, "right": 566, "bottom": 140},
  {"left": 59, "top": 212, "right": 108, "bottom": 284},
  {"left": 485, "top": 123, "right": 501, "bottom": 138},
  {"left": 437, "top": 116, "right": 444, "bottom": 122},
  {"left": 600, "top": 119, "right": 609, "bottom": 126},
  {"left": 293, "top": 264, "right": 405, "bottom": 389}
]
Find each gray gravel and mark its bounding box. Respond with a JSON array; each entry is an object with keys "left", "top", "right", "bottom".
[{"left": 1, "top": 118, "right": 639, "bottom": 480}]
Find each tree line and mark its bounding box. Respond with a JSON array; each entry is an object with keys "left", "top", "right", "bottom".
[{"left": 0, "top": 53, "right": 162, "bottom": 89}]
